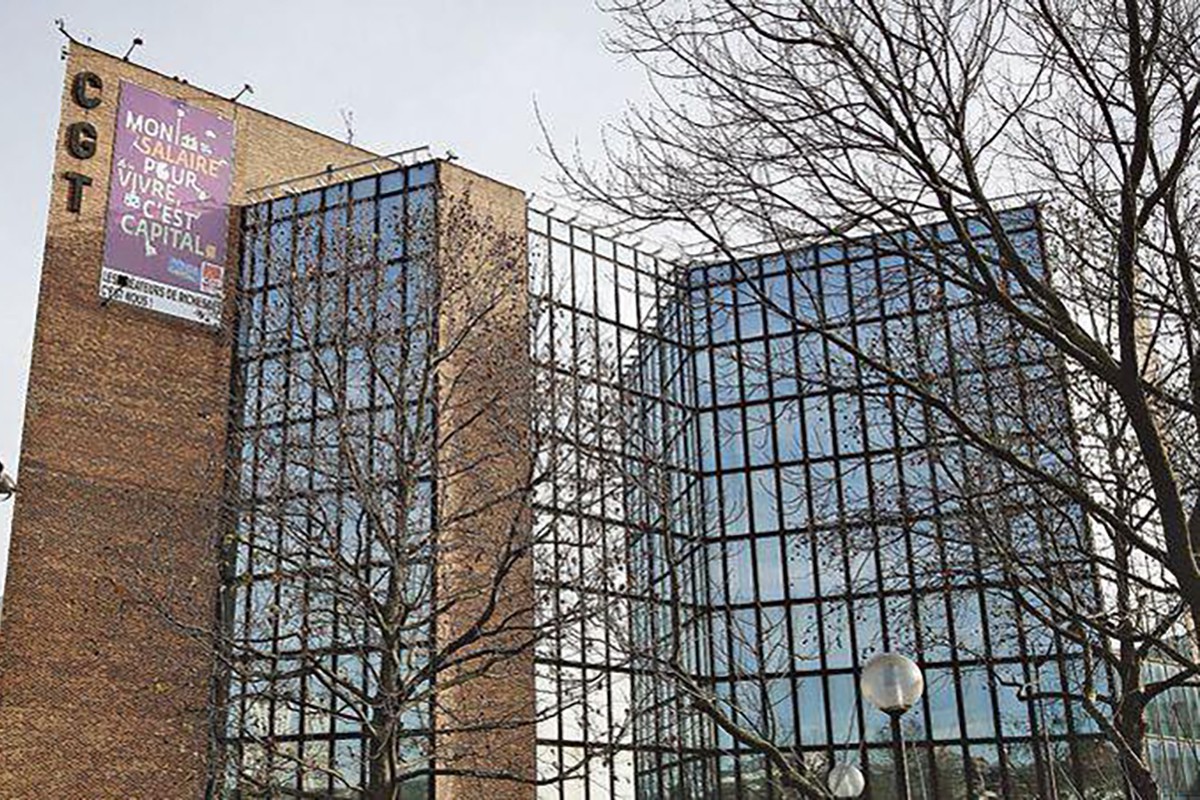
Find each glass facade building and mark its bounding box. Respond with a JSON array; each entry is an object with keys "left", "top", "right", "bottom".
[
  {"left": 18, "top": 44, "right": 1199, "bottom": 800},
  {"left": 529, "top": 203, "right": 1187, "bottom": 799},
  {"left": 652, "top": 207, "right": 1109, "bottom": 799},
  {"left": 223, "top": 165, "right": 1198, "bottom": 798}
]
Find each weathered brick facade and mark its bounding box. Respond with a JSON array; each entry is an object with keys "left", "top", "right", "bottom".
[
  {"left": 0, "top": 43, "right": 374, "bottom": 799},
  {"left": 433, "top": 163, "right": 536, "bottom": 800},
  {"left": 1, "top": 43, "right": 540, "bottom": 800}
]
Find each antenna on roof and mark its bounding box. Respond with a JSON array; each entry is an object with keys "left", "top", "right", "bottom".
[
  {"left": 54, "top": 18, "right": 73, "bottom": 58},
  {"left": 122, "top": 36, "right": 144, "bottom": 62},
  {"left": 231, "top": 83, "right": 254, "bottom": 103}
]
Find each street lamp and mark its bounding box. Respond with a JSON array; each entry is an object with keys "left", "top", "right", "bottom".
[
  {"left": 861, "top": 652, "right": 924, "bottom": 800},
  {"left": 827, "top": 761, "right": 865, "bottom": 798}
]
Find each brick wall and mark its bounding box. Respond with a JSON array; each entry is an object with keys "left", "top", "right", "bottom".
[
  {"left": 433, "top": 163, "right": 536, "bottom": 800},
  {"left": 0, "top": 43, "right": 373, "bottom": 800}
]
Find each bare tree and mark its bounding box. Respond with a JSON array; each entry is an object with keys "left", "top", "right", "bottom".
[
  {"left": 129, "top": 176, "right": 609, "bottom": 799},
  {"left": 614, "top": 396, "right": 839, "bottom": 800},
  {"left": 527, "top": 251, "right": 843, "bottom": 799},
  {"left": 547, "top": 0, "right": 1200, "bottom": 797}
]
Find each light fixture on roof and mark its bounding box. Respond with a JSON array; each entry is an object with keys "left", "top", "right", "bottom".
[{"left": 122, "top": 36, "right": 144, "bottom": 62}]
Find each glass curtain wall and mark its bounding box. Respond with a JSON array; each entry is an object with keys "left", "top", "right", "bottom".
[
  {"left": 527, "top": 208, "right": 706, "bottom": 799},
  {"left": 223, "top": 163, "right": 437, "bottom": 799},
  {"left": 1146, "top": 656, "right": 1200, "bottom": 798},
  {"left": 678, "top": 206, "right": 1112, "bottom": 799},
  {"left": 534, "top": 204, "right": 1128, "bottom": 800}
]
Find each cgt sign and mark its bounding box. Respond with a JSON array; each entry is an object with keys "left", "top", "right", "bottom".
[
  {"left": 61, "top": 70, "right": 103, "bottom": 213},
  {"left": 98, "top": 82, "right": 236, "bottom": 326}
]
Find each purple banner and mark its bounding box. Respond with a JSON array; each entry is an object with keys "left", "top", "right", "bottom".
[{"left": 100, "top": 81, "right": 236, "bottom": 325}]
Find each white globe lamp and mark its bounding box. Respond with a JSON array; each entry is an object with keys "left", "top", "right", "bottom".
[
  {"left": 861, "top": 652, "right": 924, "bottom": 715},
  {"left": 827, "top": 762, "right": 865, "bottom": 798}
]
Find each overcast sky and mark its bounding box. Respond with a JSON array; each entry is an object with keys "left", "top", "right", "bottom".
[{"left": 0, "top": 0, "right": 650, "bottom": 596}]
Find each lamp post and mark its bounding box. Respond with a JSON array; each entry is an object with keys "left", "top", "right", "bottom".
[
  {"left": 861, "top": 652, "right": 924, "bottom": 800},
  {"left": 827, "top": 761, "right": 865, "bottom": 798}
]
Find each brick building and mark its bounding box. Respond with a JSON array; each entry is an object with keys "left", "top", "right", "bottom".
[
  {"left": 0, "top": 42, "right": 532, "bottom": 800},
  {"left": 6, "top": 36, "right": 1199, "bottom": 800}
]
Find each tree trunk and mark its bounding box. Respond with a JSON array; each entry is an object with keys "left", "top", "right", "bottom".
[
  {"left": 1116, "top": 696, "right": 1159, "bottom": 800},
  {"left": 367, "top": 650, "right": 399, "bottom": 800},
  {"left": 366, "top": 729, "right": 397, "bottom": 800},
  {"left": 1124, "top": 758, "right": 1160, "bottom": 800}
]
